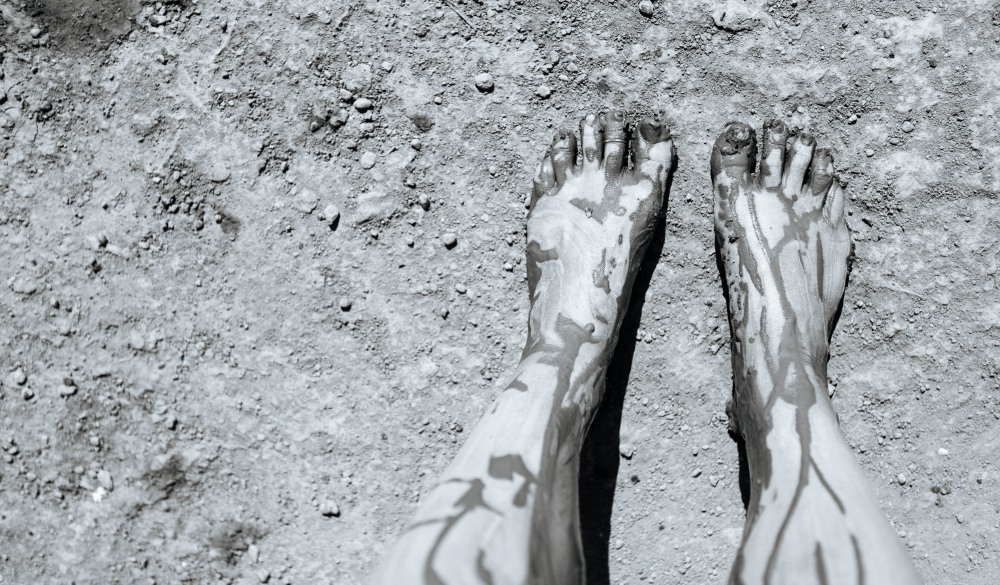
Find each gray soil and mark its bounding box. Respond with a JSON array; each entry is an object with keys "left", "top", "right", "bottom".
[{"left": 1, "top": 1, "right": 998, "bottom": 584}]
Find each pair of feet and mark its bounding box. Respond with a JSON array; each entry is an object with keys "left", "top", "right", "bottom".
[{"left": 528, "top": 111, "right": 852, "bottom": 407}]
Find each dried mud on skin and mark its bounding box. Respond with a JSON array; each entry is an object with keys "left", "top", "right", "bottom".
[{"left": 1, "top": 1, "right": 999, "bottom": 584}]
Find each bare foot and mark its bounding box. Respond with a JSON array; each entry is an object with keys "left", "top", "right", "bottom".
[
  {"left": 373, "top": 112, "right": 673, "bottom": 585},
  {"left": 526, "top": 110, "right": 674, "bottom": 352},
  {"left": 711, "top": 121, "right": 920, "bottom": 585}
]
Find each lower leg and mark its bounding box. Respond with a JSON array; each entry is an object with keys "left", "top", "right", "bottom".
[{"left": 711, "top": 121, "right": 922, "bottom": 584}]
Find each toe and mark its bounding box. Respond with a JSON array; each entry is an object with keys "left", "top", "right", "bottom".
[
  {"left": 631, "top": 115, "right": 674, "bottom": 189},
  {"left": 549, "top": 128, "right": 578, "bottom": 184},
  {"left": 601, "top": 110, "right": 629, "bottom": 176},
  {"left": 808, "top": 148, "right": 836, "bottom": 197},
  {"left": 826, "top": 179, "right": 847, "bottom": 224},
  {"left": 710, "top": 122, "right": 757, "bottom": 196},
  {"left": 531, "top": 150, "right": 556, "bottom": 205},
  {"left": 781, "top": 132, "right": 816, "bottom": 195},
  {"left": 757, "top": 119, "right": 788, "bottom": 189},
  {"left": 579, "top": 113, "right": 605, "bottom": 172}
]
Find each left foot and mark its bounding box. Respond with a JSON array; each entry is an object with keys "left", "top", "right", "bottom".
[{"left": 526, "top": 110, "right": 674, "bottom": 351}]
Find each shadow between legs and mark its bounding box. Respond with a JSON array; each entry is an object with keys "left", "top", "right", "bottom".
[{"left": 578, "top": 164, "right": 673, "bottom": 585}]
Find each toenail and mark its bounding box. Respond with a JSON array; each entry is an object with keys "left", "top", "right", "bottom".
[
  {"left": 585, "top": 114, "right": 597, "bottom": 125},
  {"left": 798, "top": 133, "right": 815, "bottom": 146},
  {"left": 612, "top": 110, "right": 625, "bottom": 121},
  {"left": 639, "top": 120, "right": 670, "bottom": 142}
]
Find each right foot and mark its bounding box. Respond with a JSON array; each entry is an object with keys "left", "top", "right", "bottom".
[
  {"left": 712, "top": 122, "right": 921, "bottom": 585},
  {"left": 710, "top": 120, "right": 852, "bottom": 431}
]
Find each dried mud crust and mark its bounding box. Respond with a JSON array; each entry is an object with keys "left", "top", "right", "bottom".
[{"left": 0, "top": 1, "right": 998, "bottom": 585}]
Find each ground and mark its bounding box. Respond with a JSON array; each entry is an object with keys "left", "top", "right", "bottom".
[{"left": 0, "top": 1, "right": 998, "bottom": 584}]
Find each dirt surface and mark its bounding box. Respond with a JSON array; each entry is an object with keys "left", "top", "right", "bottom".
[{"left": 1, "top": 0, "right": 999, "bottom": 583}]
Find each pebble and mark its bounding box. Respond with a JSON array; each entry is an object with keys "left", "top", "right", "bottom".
[
  {"left": 536, "top": 85, "right": 552, "bottom": 99},
  {"left": 692, "top": 468, "right": 703, "bottom": 478},
  {"left": 339, "top": 298, "right": 352, "bottom": 311},
  {"left": 897, "top": 473, "right": 907, "bottom": 485},
  {"left": 58, "top": 384, "right": 77, "bottom": 397},
  {"left": 455, "top": 283, "right": 467, "bottom": 294},
  {"left": 323, "top": 204, "right": 341, "bottom": 226},
  {"left": 353, "top": 97, "right": 373, "bottom": 112},
  {"left": 148, "top": 14, "right": 168, "bottom": 27},
  {"left": 22, "top": 388, "right": 34, "bottom": 400},
  {"left": 865, "top": 149, "right": 875, "bottom": 157},
  {"left": 901, "top": 120, "right": 915, "bottom": 133},
  {"left": 619, "top": 443, "right": 635, "bottom": 459},
  {"left": 129, "top": 331, "right": 145, "bottom": 351},
  {"left": 247, "top": 543, "right": 260, "bottom": 563},
  {"left": 709, "top": 475, "right": 720, "bottom": 487},
  {"left": 381, "top": 61, "right": 394, "bottom": 72},
  {"left": 359, "top": 152, "right": 377, "bottom": 169},
  {"left": 410, "top": 139, "right": 422, "bottom": 151},
  {"left": 847, "top": 114, "right": 858, "bottom": 124},
  {"left": 9, "top": 369, "right": 27, "bottom": 386},
  {"left": 418, "top": 193, "right": 430, "bottom": 210},
  {"left": 639, "top": 0, "right": 655, "bottom": 17},
  {"left": 442, "top": 233, "right": 458, "bottom": 248},
  {"left": 29, "top": 26, "right": 43, "bottom": 38},
  {"left": 97, "top": 470, "right": 114, "bottom": 491},
  {"left": 320, "top": 500, "right": 341, "bottom": 517},
  {"left": 503, "top": 262, "right": 514, "bottom": 272},
  {"left": 474, "top": 73, "right": 495, "bottom": 93}
]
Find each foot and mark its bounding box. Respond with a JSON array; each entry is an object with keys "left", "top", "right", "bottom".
[
  {"left": 712, "top": 123, "right": 921, "bottom": 585},
  {"left": 711, "top": 120, "right": 852, "bottom": 432},
  {"left": 526, "top": 110, "right": 674, "bottom": 352}
]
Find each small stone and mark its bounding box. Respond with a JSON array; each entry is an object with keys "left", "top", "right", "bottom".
[
  {"left": 339, "top": 298, "right": 352, "bottom": 311},
  {"left": 901, "top": 120, "right": 915, "bottom": 133},
  {"left": 956, "top": 514, "right": 964, "bottom": 524},
  {"left": 21, "top": 387, "right": 34, "bottom": 400},
  {"left": 865, "top": 149, "right": 875, "bottom": 157},
  {"left": 410, "top": 139, "right": 422, "bottom": 150},
  {"left": 847, "top": 114, "right": 858, "bottom": 124},
  {"left": 129, "top": 331, "right": 145, "bottom": 351},
  {"left": 164, "top": 415, "right": 178, "bottom": 430},
  {"left": 9, "top": 369, "right": 27, "bottom": 386},
  {"left": 29, "top": 26, "right": 43, "bottom": 38},
  {"left": 295, "top": 190, "right": 319, "bottom": 214},
  {"left": 247, "top": 544, "right": 260, "bottom": 563},
  {"left": 614, "top": 539, "right": 624, "bottom": 550},
  {"left": 353, "top": 97, "right": 373, "bottom": 112},
  {"left": 709, "top": 475, "right": 720, "bottom": 487},
  {"left": 58, "top": 384, "right": 77, "bottom": 397},
  {"left": 455, "top": 283, "right": 467, "bottom": 294},
  {"left": 323, "top": 204, "right": 341, "bottom": 226},
  {"left": 339, "top": 89, "right": 354, "bottom": 102},
  {"left": 381, "top": 61, "right": 394, "bottom": 72},
  {"left": 474, "top": 73, "right": 495, "bottom": 93},
  {"left": 255, "top": 569, "right": 271, "bottom": 583},
  {"left": 418, "top": 193, "right": 430, "bottom": 210},
  {"left": 11, "top": 278, "right": 38, "bottom": 295},
  {"left": 320, "top": 500, "right": 341, "bottom": 517},
  {"left": 442, "top": 233, "right": 458, "bottom": 248},
  {"left": 619, "top": 443, "right": 635, "bottom": 459},
  {"left": 503, "top": 262, "right": 514, "bottom": 272},
  {"left": 148, "top": 13, "right": 168, "bottom": 27},
  {"left": 897, "top": 473, "right": 907, "bottom": 485},
  {"left": 359, "top": 152, "right": 377, "bottom": 169},
  {"left": 639, "top": 0, "right": 655, "bottom": 17},
  {"left": 97, "top": 470, "right": 114, "bottom": 491},
  {"left": 692, "top": 468, "right": 703, "bottom": 478},
  {"left": 536, "top": 85, "right": 552, "bottom": 99}
]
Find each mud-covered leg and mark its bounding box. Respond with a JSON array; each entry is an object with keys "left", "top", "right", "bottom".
[
  {"left": 711, "top": 122, "right": 923, "bottom": 585},
  {"left": 372, "top": 112, "right": 674, "bottom": 585}
]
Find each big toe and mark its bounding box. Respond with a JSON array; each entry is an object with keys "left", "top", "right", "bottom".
[
  {"left": 631, "top": 115, "right": 674, "bottom": 188},
  {"left": 549, "top": 128, "right": 578, "bottom": 185},
  {"left": 710, "top": 122, "right": 757, "bottom": 196}
]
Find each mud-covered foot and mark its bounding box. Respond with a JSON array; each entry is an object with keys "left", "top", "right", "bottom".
[
  {"left": 526, "top": 110, "right": 674, "bottom": 348},
  {"left": 711, "top": 120, "right": 852, "bottom": 428}
]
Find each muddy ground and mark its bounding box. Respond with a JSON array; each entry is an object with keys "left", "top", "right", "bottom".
[{"left": 1, "top": 0, "right": 998, "bottom": 583}]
